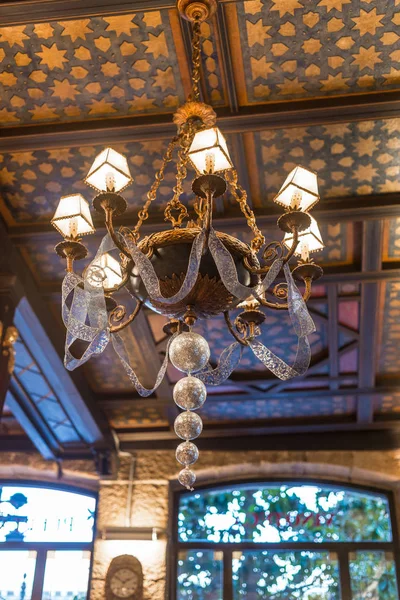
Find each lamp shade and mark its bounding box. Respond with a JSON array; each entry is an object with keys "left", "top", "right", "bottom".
[
  {"left": 273, "top": 166, "right": 319, "bottom": 212},
  {"left": 188, "top": 127, "right": 233, "bottom": 174},
  {"left": 51, "top": 194, "right": 95, "bottom": 238},
  {"left": 85, "top": 148, "right": 132, "bottom": 192},
  {"left": 284, "top": 215, "right": 324, "bottom": 256},
  {"left": 87, "top": 252, "right": 123, "bottom": 290}
]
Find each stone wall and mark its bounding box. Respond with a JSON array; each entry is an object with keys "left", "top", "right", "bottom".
[{"left": 1, "top": 449, "right": 400, "bottom": 600}]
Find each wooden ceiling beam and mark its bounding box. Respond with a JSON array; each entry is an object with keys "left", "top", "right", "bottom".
[
  {"left": 0, "top": 0, "right": 243, "bottom": 26},
  {"left": 118, "top": 421, "right": 400, "bottom": 451},
  {"left": 7, "top": 193, "right": 400, "bottom": 243},
  {"left": 99, "top": 384, "right": 399, "bottom": 410},
  {"left": 2, "top": 92, "right": 400, "bottom": 153},
  {"left": 357, "top": 220, "right": 383, "bottom": 424}
]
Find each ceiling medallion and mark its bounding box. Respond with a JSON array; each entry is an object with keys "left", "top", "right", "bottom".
[{"left": 51, "top": 0, "right": 324, "bottom": 489}]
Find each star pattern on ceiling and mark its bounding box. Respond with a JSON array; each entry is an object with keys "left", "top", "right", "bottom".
[{"left": 230, "top": 0, "right": 400, "bottom": 104}]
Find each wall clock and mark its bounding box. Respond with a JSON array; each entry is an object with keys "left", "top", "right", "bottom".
[{"left": 105, "top": 555, "right": 143, "bottom": 600}]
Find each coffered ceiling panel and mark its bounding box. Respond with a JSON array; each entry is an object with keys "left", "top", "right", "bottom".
[
  {"left": 249, "top": 119, "right": 400, "bottom": 207},
  {"left": 226, "top": 0, "right": 400, "bottom": 105},
  {"left": 200, "top": 394, "right": 357, "bottom": 423},
  {"left": 0, "top": 10, "right": 191, "bottom": 126}
]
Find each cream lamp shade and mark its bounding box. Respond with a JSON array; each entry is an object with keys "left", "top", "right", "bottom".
[
  {"left": 273, "top": 166, "right": 319, "bottom": 212},
  {"left": 188, "top": 127, "right": 233, "bottom": 174},
  {"left": 85, "top": 148, "right": 132, "bottom": 193},
  {"left": 51, "top": 194, "right": 95, "bottom": 239},
  {"left": 86, "top": 252, "right": 123, "bottom": 289},
  {"left": 284, "top": 215, "right": 324, "bottom": 259}
]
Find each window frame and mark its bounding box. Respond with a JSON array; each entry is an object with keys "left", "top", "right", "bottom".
[
  {"left": 168, "top": 477, "right": 400, "bottom": 600},
  {"left": 0, "top": 479, "right": 98, "bottom": 600}
]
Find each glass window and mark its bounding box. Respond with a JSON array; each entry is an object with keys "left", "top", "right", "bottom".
[
  {"left": 350, "top": 551, "right": 399, "bottom": 600},
  {"left": 233, "top": 550, "right": 340, "bottom": 600},
  {"left": 0, "top": 485, "right": 96, "bottom": 543},
  {"left": 178, "top": 483, "right": 392, "bottom": 544},
  {"left": 0, "top": 484, "right": 96, "bottom": 600},
  {"left": 174, "top": 482, "right": 400, "bottom": 600},
  {"left": 177, "top": 550, "right": 223, "bottom": 600},
  {"left": 0, "top": 550, "right": 37, "bottom": 600},
  {"left": 42, "top": 550, "right": 91, "bottom": 600}
]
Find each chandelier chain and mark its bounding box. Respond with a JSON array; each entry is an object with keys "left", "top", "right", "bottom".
[
  {"left": 164, "top": 122, "right": 194, "bottom": 227},
  {"left": 132, "top": 136, "right": 179, "bottom": 242},
  {"left": 226, "top": 169, "right": 265, "bottom": 252},
  {"left": 189, "top": 19, "right": 202, "bottom": 102}
]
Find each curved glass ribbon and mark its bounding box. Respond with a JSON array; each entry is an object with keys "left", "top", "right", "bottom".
[
  {"left": 248, "top": 263, "right": 315, "bottom": 380},
  {"left": 112, "top": 331, "right": 177, "bottom": 397},
  {"left": 62, "top": 272, "right": 109, "bottom": 370},
  {"left": 208, "top": 228, "right": 283, "bottom": 300},
  {"left": 123, "top": 230, "right": 205, "bottom": 305},
  {"left": 196, "top": 341, "right": 243, "bottom": 385}
]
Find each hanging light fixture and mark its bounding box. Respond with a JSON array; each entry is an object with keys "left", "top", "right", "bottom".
[{"left": 51, "top": 0, "right": 324, "bottom": 489}]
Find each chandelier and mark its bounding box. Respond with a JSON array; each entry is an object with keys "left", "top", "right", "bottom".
[{"left": 51, "top": 0, "right": 324, "bottom": 489}]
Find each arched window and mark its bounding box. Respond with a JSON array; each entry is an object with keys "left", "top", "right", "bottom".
[
  {"left": 0, "top": 483, "right": 96, "bottom": 600},
  {"left": 172, "top": 481, "right": 400, "bottom": 600}
]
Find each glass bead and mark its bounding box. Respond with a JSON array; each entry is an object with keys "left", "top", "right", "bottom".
[
  {"left": 169, "top": 332, "right": 210, "bottom": 373},
  {"left": 173, "top": 376, "right": 207, "bottom": 410},
  {"left": 178, "top": 468, "right": 196, "bottom": 490},
  {"left": 174, "top": 411, "right": 203, "bottom": 440},
  {"left": 176, "top": 441, "right": 199, "bottom": 466}
]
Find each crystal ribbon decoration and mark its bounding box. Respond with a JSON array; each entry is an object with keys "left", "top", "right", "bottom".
[
  {"left": 208, "top": 227, "right": 283, "bottom": 300},
  {"left": 196, "top": 341, "right": 243, "bottom": 385},
  {"left": 112, "top": 331, "right": 177, "bottom": 397},
  {"left": 248, "top": 264, "right": 315, "bottom": 380},
  {"left": 123, "top": 230, "right": 205, "bottom": 305},
  {"left": 62, "top": 272, "right": 110, "bottom": 370}
]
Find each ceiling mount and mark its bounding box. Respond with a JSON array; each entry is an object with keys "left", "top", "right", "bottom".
[{"left": 177, "top": 0, "right": 217, "bottom": 22}]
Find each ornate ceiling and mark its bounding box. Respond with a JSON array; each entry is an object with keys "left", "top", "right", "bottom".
[{"left": 1, "top": 0, "right": 400, "bottom": 460}]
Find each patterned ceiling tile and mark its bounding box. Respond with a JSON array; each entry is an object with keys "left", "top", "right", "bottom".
[
  {"left": 0, "top": 10, "right": 191, "bottom": 126},
  {"left": 226, "top": 0, "right": 400, "bottom": 105},
  {"left": 105, "top": 403, "right": 168, "bottom": 428},
  {"left": 378, "top": 281, "right": 400, "bottom": 375},
  {"left": 249, "top": 119, "right": 400, "bottom": 209},
  {"left": 383, "top": 217, "right": 400, "bottom": 261},
  {"left": 200, "top": 394, "right": 357, "bottom": 422},
  {"left": 376, "top": 393, "right": 400, "bottom": 415}
]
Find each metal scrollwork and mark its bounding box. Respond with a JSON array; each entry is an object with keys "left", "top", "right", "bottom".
[
  {"left": 262, "top": 241, "right": 284, "bottom": 263},
  {"left": 109, "top": 300, "right": 143, "bottom": 334},
  {"left": 273, "top": 282, "right": 289, "bottom": 300}
]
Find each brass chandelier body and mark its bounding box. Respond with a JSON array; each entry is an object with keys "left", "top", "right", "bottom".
[{"left": 51, "top": 0, "right": 324, "bottom": 488}]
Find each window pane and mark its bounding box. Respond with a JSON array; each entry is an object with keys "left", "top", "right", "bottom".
[
  {"left": 0, "top": 485, "right": 96, "bottom": 542},
  {"left": 177, "top": 550, "right": 223, "bottom": 600},
  {"left": 233, "top": 550, "right": 341, "bottom": 600},
  {"left": 178, "top": 484, "right": 392, "bottom": 543},
  {"left": 42, "top": 550, "right": 91, "bottom": 600},
  {"left": 350, "top": 551, "right": 399, "bottom": 600},
  {"left": 0, "top": 550, "right": 37, "bottom": 600}
]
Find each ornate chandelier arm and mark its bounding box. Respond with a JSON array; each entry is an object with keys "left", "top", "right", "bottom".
[
  {"left": 226, "top": 169, "right": 265, "bottom": 252},
  {"left": 103, "top": 204, "right": 131, "bottom": 259},
  {"left": 109, "top": 299, "right": 143, "bottom": 334},
  {"left": 131, "top": 135, "right": 180, "bottom": 242},
  {"left": 257, "top": 276, "right": 312, "bottom": 310},
  {"left": 223, "top": 311, "right": 248, "bottom": 346},
  {"left": 243, "top": 227, "right": 300, "bottom": 275}
]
